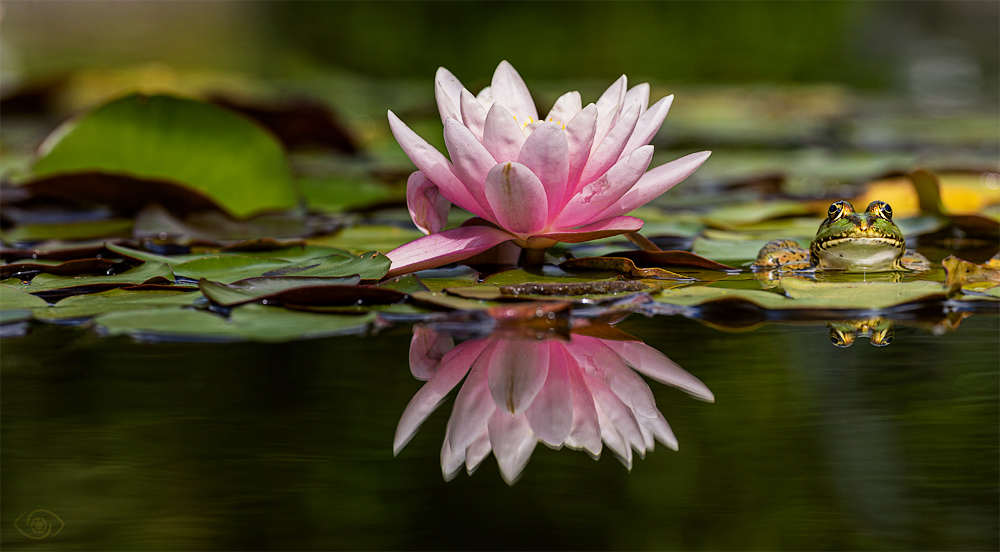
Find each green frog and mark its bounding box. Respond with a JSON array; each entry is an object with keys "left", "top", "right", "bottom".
[
  {"left": 827, "top": 318, "right": 894, "bottom": 347},
  {"left": 752, "top": 200, "right": 928, "bottom": 272}
]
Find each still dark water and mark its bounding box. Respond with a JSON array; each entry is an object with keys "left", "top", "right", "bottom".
[{"left": 2, "top": 312, "right": 998, "bottom": 550}]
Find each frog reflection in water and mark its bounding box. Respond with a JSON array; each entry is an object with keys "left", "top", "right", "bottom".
[
  {"left": 753, "top": 200, "right": 929, "bottom": 272},
  {"left": 827, "top": 318, "right": 894, "bottom": 348}
]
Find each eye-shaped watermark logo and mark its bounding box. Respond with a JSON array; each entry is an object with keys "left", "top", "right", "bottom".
[{"left": 13, "top": 509, "right": 64, "bottom": 540}]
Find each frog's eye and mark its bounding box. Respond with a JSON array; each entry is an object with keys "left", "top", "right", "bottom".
[
  {"left": 828, "top": 202, "right": 848, "bottom": 220},
  {"left": 867, "top": 200, "right": 893, "bottom": 220}
]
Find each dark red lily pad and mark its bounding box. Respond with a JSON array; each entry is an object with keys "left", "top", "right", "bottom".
[
  {"left": 560, "top": 257, "right": 688, "bottom": 279},
  {"left": 211, "top": 96, "right": 358, "bottom": 155},
  {"left": 16, "top": 172, "right": 224, "bottom": 216},
  {"left": 0, "top": 257, "right": 121, "bottom": 279}
]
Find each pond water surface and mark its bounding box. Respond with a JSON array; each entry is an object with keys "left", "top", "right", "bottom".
[{"left": 2, "top": 309, "right": 997, "bottom": 550}]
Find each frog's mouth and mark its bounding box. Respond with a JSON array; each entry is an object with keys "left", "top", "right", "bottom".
[{"left": 813, "top": 236, "right": 904, "bottom": 271}]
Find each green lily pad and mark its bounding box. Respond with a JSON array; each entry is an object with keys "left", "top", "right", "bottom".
[
  {"left": 654, "top": 279, "right": 947, "bottom": 310},
  {"left": 409, "top": 291, "right": 497, "bottom": 311},
  {"left": 0, "top": 286, "right": 49, "bottom": 310},
  {"left": 308, "top": 225, "right": 425, "bottom": 254},
  {"left": 35, "top": 288, "right": 199, "bottom": 321},
  {"left": 376, "top": 274, "right": 430, "bottom": 295},
  {"left": 413, "top": 266, "right": 480, "bottom": 292},
  {"left": 198, "top": 276, "right": 401, "bottom": 308},
  {"left": 299, "top": 176, "right": 403, "bottom": 213},
  {"left": 94, "top": 304, "right": 376, "bottom": 343},
  {"left": 262, "top": 251, "right": 390, "bottom": 280},
  {"left": 2, "top": 260, "right": 174, "bottom": 294},
  {"left": 692, "top": 237, "right": 784, "bottom": 262},
  {"left": 33, "top": 94, "right": 296, "bottom": 218},
  {"left": 173, "top": 255, "right": 292, "bottom": 283},
  {"left": 483, "top": 266, "right": 621, "bottom": 286},
  {"left": 0, "top": 219, "right": 134, "bottom": 244},
  {"left": 702, "top": 200, "right": 814, "bottom": 228}
]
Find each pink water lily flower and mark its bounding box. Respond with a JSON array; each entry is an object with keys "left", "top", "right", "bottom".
[
  {"left": 385, "top": 61, "right": 711, "bottom": 277},
  {"left": 395, "top": 326, "right": 714, "bottom": 484}
]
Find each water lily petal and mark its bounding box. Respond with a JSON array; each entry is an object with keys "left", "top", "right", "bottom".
[
  {"left": 487, "top": 338, "right": 550, "bottom": 415},
  {"left": 460, "top": 89, "right": 488, "bottom": 141},
  {"left": 563, "top": 103, "right": 598, "bottom": 199},
  {"left": 441, "top": 426, "right": 466, "bottom": 481},
  {"left": 444, "top": 118, "right": 500, "bottom": 219},
  {"left": 524, "top": 343, "right": 573, "bottom": 447},
  {"left": 484, "top": 162, "right": 549, "bottom": 235},
  {"left": 620, "top": 95, "right": 673, "bottom": 161},
  {"left": 488, "top": 410, "right": 537, "bottom": 484},
  {"left": 435, "top": 67, "right": 464, "bottom": 124},
  {"left": 448, "top": 341, "right": 499, "bottom": 453},
  {"left": 555, "top": 146, "right": 653, "bottom": 228},
  {"left": 517, "top": 121, "right": 569, "bottom": 220},
  {"left": 406, "top": 171, "right": 451, "bottom": 235},
  {"left": 623, "top": 83, "right": 650, "bottom": 116},
  {"left": 476, "top": 86, "right": 495, "bottom": 110},
  {"left": 536, "top": 215, "right": 643, "bottom": 243},
  {"left": 491, "top": 60, "right": 538, "bottom": 125},
  {"left": 387, "top": 110, "right": 483, "bottom": 217},
  {"left": 593, "top": 75, "right": 627, "bottom": 150},
  {"left": 610, "top": 151, "right": 711, "bottom": 215},
  {"left": 386, "top": 225, "right": 514, "bottom": 277},
  {"left": 408, "top": 325, "right": 455, "bottom": 380},
  {"left": 394, "top": 338, "right": 491, "bottom": 455},
  {"left": 483, "top": 102, "right": 526, "bottom": 163},
  {"left": 465, "top": 427, "right": 492, "bottom": 474},
  {"left": 578, "top": 101, "right": 642, "bottom": 188},
  {"left": 545, "top": 91, "right": 582, "bottom": 125},
  {"left": 565, "top": 351, "right": 602, "bottom": 456},
  {"left": 604, "top": 340, "right": 715, "bottom": 402}
]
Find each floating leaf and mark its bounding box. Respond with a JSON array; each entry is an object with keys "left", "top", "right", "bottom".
[
  {"left": 409, "top": 290, "right": 497, "bottom": 311},
  {"left": 94, "top": 304, "right": 377, "bottom": 343},
  {"left": 35, "top": 288, "right": 198, "bottom": 321},
  {"left": 654, "top": 280, "right": 947, "bottom": 311},
  {"left": 0, "top": 241, "right": 122, "bottom": 262},
  {"left": 307, "top": 225, "right": 425, "bottom": 254},
  {"left": 0, "top": 286, "right": 49, "bottom": 310},
  {"left": 377, "top": 274, "right": 430, "bottom": 295},
  {"left": 483, "top": 266, "right": 621, "bottom": 286},
  {"left": 33, "top": 94, "right": 297, "bottom": 218},
  {"left": 702, "top": 200, "right": 814, "bottom": 228},
  {"left": 173, "top": 255, "right": 292, "bottom": 283},
  {"left": 692, "top": 237, "right": 782, "bottom": 261},
  {"left": 2, "top": 260, "right": 174, "bottom": 295},
  {"left": 262, "top": 251, "right": 390, "bottom": 280},
  {"left": 0, "top": 257, "right": 121, "bottom": 279},
  {"left": 413, "top": 266, "right": 480, "bottom": 292},
  {"left": 0, "top": 219, "right": 133, "bottom": 244},
  {"left": 559, "top": 257, "right": 688, "bottom": 280},
  {"left": 15, "top": 173, "right": 223, "bottom": 217},
  {"left": 446, "top": 281, "right": 652, "bottom": 303},
  {"left": 196, "top": 276, "right": 408, "bottom": 308}
]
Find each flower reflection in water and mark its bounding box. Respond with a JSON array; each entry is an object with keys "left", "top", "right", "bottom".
[{"left": 395, "top": 324, "right": 714, "bottom": 484}]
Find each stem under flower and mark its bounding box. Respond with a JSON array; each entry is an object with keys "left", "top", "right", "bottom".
[{"left": 524, "top": 247, "right": 547, "bottom": 266}]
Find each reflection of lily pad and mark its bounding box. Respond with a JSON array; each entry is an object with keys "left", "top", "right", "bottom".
[
  {"left": 36, "top": 288, "right": 198, "bottom": 321},
  {"left": 33, "top": 94, "right": 297, "bottom": 218},
  {"left": 95, "top": 304, "right": 376, "bottom": 342},
  {"left": 2, "top": 260, "right": 174, "bottom": 294}
]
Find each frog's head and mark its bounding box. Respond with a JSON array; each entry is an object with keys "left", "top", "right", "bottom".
[
  {"left": 810, "top": 201, "right": 906, "bottom": 271},
  {"left": 827, "top": 318, "right": 894, "bottom": 348}
]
